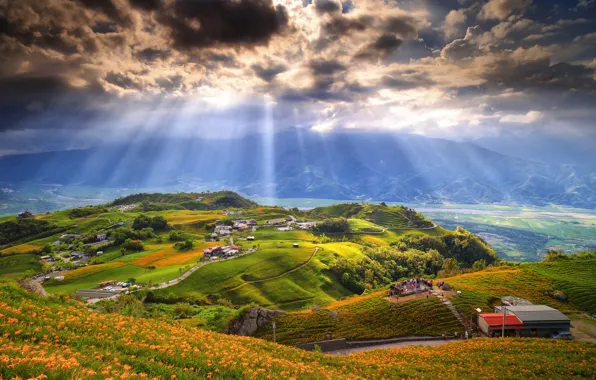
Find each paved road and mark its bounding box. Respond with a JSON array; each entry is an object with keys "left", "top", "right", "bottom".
[{"left": 328, "top": 339, "right": 454, "bottom": 355}]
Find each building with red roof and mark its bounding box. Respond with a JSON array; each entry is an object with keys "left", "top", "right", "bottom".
[{"left": 478, "top": 313, "right": 523, "bottom": 337}]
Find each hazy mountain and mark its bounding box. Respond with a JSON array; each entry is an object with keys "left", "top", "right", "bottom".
[{"left": 1, "top": 131, "right": 595, "bottom": 208}]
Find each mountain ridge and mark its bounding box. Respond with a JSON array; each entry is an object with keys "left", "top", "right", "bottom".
[{"left": 0, "top": 131, "right": 594, "bottom": 208}]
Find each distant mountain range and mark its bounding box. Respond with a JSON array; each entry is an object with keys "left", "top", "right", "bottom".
[{"left": 1, "top": 131, "right": 595, "bottom": 209}]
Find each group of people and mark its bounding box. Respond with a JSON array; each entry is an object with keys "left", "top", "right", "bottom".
[{"left": 388, "top": 278, "right": 433, "bottom": 297}]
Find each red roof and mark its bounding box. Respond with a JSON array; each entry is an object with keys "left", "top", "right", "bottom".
[{"left": 480, "top": 313, "right": 523, "bottom": 327}]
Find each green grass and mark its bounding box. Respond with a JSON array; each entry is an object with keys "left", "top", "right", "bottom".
[
  {"left": 366, "top": 209, "right": 411, "bottom": 229},
  {"left": 348, "top": 218, "right": 384, "bottom": 233},
  {"left": 158, "top": 242, "right": 362, "bottom": 310},
  {"left": 527, "top": 259, "right": 596, "bottom": 314},
  {"left": 444, "top": 259, "right": 596, "bottom": 317},
  {"left": 45, "top": 263, "right": 189, "bottom": 294},
  {"left": 254, "top": 294, "right": 464, "bottom": 345},
  {"left": 0, "top": 254, "right": 41, "bottom": 278}
]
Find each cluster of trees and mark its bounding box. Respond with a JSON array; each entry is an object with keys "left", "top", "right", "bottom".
[
  {"left": 391, "top": 227, "right": 498, "bottom": 267},
  {"left": 174, "top": 239, "right": 194, "bottom": 251},
  {"left": 108, "top": 227, "right": 155, "bottom": 244},
  {"left": 330, "top": 247, "right": 444, "bottom": 293},
  {"left": 68, "top": 206, "right": 108, "bottom": 218},
  {"left": 0, "top": 218, "right": 62, "bottom": 245},
  {"left": 544, "top": 249, "right": 596, "bottom": 262},
  {"left": 132, "top": 215, "right": 169, "bottom": 231},
  {"left": 123, "top": 239, "right": 144, "bottom": 251},
  {"left": 312, "top": 218, "right": 350, "bottom": 234}
]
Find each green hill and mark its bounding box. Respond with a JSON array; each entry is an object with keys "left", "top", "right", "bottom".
[
  {"left": 1, "top": 279, "right": 595, "bottom": 379},
  {"left": 110, "top": 191, "right": 258, "bottom": 210}
]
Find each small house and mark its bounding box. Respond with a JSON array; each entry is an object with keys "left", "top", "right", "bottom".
[
  {"left": 494, "top": 305, "right": 571, "bottom": 338},
  {"left": 96, "top": 251, "right": 104, "bottom": 256},
  {"left": 478, "top": 313, "right": 524, "bottom": 337},
  {"left": 96, "top": 233, "right": 108, "bottom": 241},
  {"left": 293, "top": 243, "right": 299, "bottom": 248}
]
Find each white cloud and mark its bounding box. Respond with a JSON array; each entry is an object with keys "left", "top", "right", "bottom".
[
  {"left": 443, "top": 9, "right": 468, "bottom": 39},
  {"left": 499, "top": 110, "right": 543, "bottom": 123},
  {"left": 478, "top": 0, "right": 532, "bottom": 21}
]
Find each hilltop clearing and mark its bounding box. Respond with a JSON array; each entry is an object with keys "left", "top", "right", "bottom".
[{"left": 1, "top": 280, "right": 594, "bottom": 380}]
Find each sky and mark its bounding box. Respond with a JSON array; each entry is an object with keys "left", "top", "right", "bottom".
[{"left": 0, "top": 0, "right": 595, "bottom": 155}]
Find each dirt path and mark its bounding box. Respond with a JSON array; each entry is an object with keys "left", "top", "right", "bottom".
[{"left": 234, "top": 247, "right": 320, "bottom": 288}]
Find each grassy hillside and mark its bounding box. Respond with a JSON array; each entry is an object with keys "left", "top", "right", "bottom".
[
  {"left": 110, "top": 191, "right": 258, "bottom": 210},
  {"left": 309, "top": 203, "right": 433, "bottom": 229},
  {"left": 442, "top": 256, "right": 596, "bottom": 317},
  {"left": 1, "top": 280, "right": 594, "bottom": 379},
  {"left": 155, "top": 241, "right": 362, "bottom": 310},
  {"left": 254, "top": 291, "right": 464, "bottom": 345}
]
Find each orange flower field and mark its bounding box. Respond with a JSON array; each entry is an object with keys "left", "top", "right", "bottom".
[{"left": 1, "top": 280, "right": 594, "bottom": 379}]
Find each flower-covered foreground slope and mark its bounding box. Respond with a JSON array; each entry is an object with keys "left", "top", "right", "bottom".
[{"left": 1, "top": 280, "right": 595, "bottom": 380}]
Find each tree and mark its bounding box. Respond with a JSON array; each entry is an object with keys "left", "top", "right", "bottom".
[
  {"left": 169, "top": 230, "right": 185, "bottom": 242},
  {"left": 123, "top": 239, "right": 144, "bottom": 251},
  {"left": 150, "top": 216, "right": 169, "bottom": 231},
  {"left": 132, "top": 215, "right": 152, "bottom": 230},
  {"left": 174, "top": 239, "right": 194, "bottom": 251},
  {"left": 127, "top": 278, "right": 136, "bottom": 284}
]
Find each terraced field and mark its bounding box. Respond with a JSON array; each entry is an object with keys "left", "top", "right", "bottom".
[
  {"left": 444, "top": 259, "right": 596, "bottom": 317},
  {"left": 254, "top": 293, "right": 464, "bottom": 345},
  {"left": 366, "top": 209, "right": 412, "bottom": 229},
  {"left": 528, "top": 259, "right": 596, "bottom": 314},
  {"left": 348, "top": 218, "right": 384, "bottom": 233}
]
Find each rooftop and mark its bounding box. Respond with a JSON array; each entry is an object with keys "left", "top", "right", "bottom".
[
  {"left": 503, "top": 305, "right": 570, "bottom": 323},
  {"left": 479, "top": 313, "right": 523, "bottom": 327}
]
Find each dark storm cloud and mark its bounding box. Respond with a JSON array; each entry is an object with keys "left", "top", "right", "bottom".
[
  {"left": 355, "top": 34, "right": 403, "bottom": 60},
  {"left": 158, "top": 0, "right": 289, "bottom": 50},
  {"left": 251, "top": 63, "right": 288, "bottom": 82},
  {"left": 314, "top": 0, "right": 342, "bottom": 15},
  {"left": 129, "top": 0, "right": 163, "bottom": 11},
  {"left": 77, "top": 0, "right": 131, "bottom": 25},
  {"left": 135, "top": 48, "right": 170, "bottom": 62},
  {"left": 321, "top": 14, "right": 373, "bottom": 41},
  {"left": 309, "top": 59, "right": 346, "bottom": 76},
  {"left": 0, "top": 74, "right": 105, "bottom": 132},
  {"left": 105, "top": 72, "right": 143, "bottom": 90}
]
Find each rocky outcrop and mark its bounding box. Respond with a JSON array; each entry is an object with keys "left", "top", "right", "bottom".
[
  {"left": 19, "top": 280, "right": 49, "bottom": 297},
  {"left": 225, "top": 308, "right": 285, "bottom": 336}
]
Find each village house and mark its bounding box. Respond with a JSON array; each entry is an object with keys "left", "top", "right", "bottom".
[
  {"left": 267, "top": 218, "right": 288, "bottom": 225},
  {"left": 214, "top": 225, "right": 232, "bottom": 235},
  {"left": 277, "top": 226, "right": 293, "bottom": 231},
  {"left": 96, "top": 233, "right": 108, "bottom": 241}
]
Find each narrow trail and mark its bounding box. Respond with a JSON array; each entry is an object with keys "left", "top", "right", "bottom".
[
  {"left": 430, "top": 288, "right": 474, "bottom": 337},
  {"left": 233, "top": 247, "right": 320, "bottom": 289}
]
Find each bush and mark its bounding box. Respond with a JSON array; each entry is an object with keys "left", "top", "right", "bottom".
[
  {"left": 123, "top": 239, "right": 144, "bottom": 252},
  {"left": 312, "top": 218, "right": 350, "bottom": 234},
  {"left": 174, "top": 239, "right": 194, "bottom": 251},
  {"left": 169, "top": 230, "right": 185, "bottom": 242}
]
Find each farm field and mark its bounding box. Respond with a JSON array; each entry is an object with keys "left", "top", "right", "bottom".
[
  {"left": 443, "top": 258, "right": 596, "bottom": 317},
  {"left": 2, "top": 280, "right": 595, "bottom": 380},
  {"left": 254, "top": 293, "right": 465, "bottom": 345},
  {"left": 419, "top": 204, "right": 596, "bottom": 261}
]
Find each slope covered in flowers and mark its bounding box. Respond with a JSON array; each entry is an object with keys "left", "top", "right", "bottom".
[{"left": 1, "top": 280, "right": 595, "bottom": 379}]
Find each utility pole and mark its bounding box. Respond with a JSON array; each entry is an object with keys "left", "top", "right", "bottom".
[
  {"left": 502, "top": 305, "right": 507, "bottom": 338},
  {"left": 272, "top": 321, "right": 276, "bottom": 343}
]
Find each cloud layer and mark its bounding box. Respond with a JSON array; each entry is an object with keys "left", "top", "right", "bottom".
[{"left": 0, "top": 0, "right": 595, "bottom": 153}]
